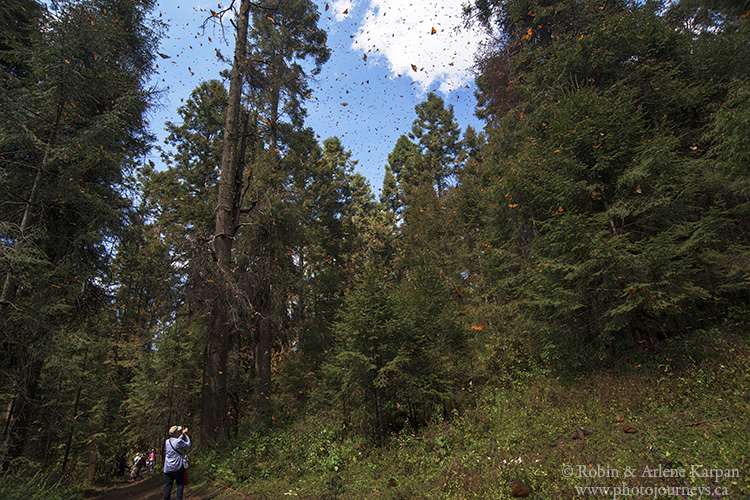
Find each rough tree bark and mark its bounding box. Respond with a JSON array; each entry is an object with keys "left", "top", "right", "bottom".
[{"left": 201, "top": 0, "right": 252, "bottom": 445}]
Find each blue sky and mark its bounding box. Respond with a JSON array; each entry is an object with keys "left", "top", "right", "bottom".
[{"left": 147, "top": 0, "right": 489, "bottom": 193}]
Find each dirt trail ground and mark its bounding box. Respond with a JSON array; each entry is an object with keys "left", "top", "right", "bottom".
[{"left": 88, "top": 473, "right": 252, "bottom": 500}]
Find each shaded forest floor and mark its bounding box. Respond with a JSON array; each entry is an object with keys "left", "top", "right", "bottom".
[{"left": 88, "top": 472, "right": 252, "bottom": 500}]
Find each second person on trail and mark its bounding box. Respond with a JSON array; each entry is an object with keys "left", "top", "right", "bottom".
[
  {"left": 131, "top": 453, "right": 144, "bottom": 481},
  {"left": 163, "top": 425, "right": 190, "bottom": 500}
]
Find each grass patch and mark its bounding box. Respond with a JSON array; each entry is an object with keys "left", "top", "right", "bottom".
[
  {"left": 195, "top": 328, "right": 750, "bottom": 499},
  {"left": 0, "top": 458, "right": 87, "bottom": 500}
]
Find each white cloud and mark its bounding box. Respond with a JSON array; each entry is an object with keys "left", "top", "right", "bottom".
[
  {"left": 330, "top": 0, "right": 356, "bottom": 22},
  {"left": 348, "top": 0, "right": 488, "bottom": 93}
]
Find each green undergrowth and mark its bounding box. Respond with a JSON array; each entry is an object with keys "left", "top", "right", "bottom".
[
  {"left": 197, "top": 327, "right": 750, "bottom": 499},
  {"left": 0, "top": 458, "right": 87, "bottom": 500}
]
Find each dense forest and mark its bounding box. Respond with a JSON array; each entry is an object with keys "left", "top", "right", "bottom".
[{"left": 1, "top": 0, "right": 749, "bottom": 498}]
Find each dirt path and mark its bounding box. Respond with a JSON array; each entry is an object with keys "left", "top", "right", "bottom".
[{"left": 87, "top": 473, "right": 253, "bottom": 500}]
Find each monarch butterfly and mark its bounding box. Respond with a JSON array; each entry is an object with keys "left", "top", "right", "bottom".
[{"left": 510, "top": 480, "right": 530, "bottom": 497}]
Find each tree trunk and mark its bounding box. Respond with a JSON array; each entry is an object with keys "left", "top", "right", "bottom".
[
  {"left": 60, "top": 384, "right": 82, "bottom": 475},
  {"left": 201, "top": 0, "right": 252, "bottom": 446},
  {"left": 201, "top": 297, "right": 232, "bottom": 443},
  {"left": 0, "top": 150, "right": 44, "bottom": 314},
  {"left": 269, "top": 86, "right": 280, "bottom": 153},
  {"left": 375, "top": 386, "right": 385, "bottom": 448},
  {"left": 61, "top": 349, "right": 87, "bottom": 475},
  {"left": 257, "top": 301, "right": 273, "bottom": 414},
  {"left": 1, "top": 359, "right": 43, "bottom": 470}
]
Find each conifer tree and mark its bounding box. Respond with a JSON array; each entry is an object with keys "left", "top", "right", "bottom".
[
  {"left": 246, "top": 0, "right": 330, "bottom": 153},
  {"left": 467, "top": 0, "right": 750, "bottom": 360},
  {"left": 214, "top": 0, "right": 330, "bottom": 420},
  {"left": 384, "top": 135, "right": 420, "bottom": 212},
  {"left": 293, "top": 137, "right": 376, "bottom": 362},
  {"left": 385, "top": 93, "right": 463, "bottom": 213},
  {"left": 0, "top": 0, "right": 41, "bottom": 78},
  {"left": 329, "top": 240, "right": 464, "bottom": 446},
  {"left": 203, "top": 0, "right": 253, "bottom": 444},
  {"left": 146, "top": 80, "right": 228, "bottom": 302},
  {"left": 409, "top": 93, "right": 462, "bottom": 197},
  {"left": 380, "top": 164, "right": 399, "bottom": 214},
  {"left": 0, "top": 0, "right": 161, "bottom": 466},
  {"left": 118, "top": 81, "right": 228, "bottom": 445}
]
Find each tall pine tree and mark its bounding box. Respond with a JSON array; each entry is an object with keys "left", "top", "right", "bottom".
[{"left": 0, "top": 0, "right": 161, "bottom": 466}]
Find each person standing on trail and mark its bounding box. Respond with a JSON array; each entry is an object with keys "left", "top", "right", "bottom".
[
  {"left": 131, "top": 453, "right": 144, "bottom": 481},
  {"left": 163, "top": 425, "right": 190, "bottom": 500},
  {"left": 118, "top": 454, "right": 127, "bottom": 477},
  {"left": 104, "top": 458, "right": 114, "bottom": 484}
]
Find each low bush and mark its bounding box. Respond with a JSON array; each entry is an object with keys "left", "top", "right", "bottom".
[{"left": 191, "top": 327, "right": 749, "bottom": 499}]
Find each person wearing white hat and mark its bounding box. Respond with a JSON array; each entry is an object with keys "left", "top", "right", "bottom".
[{"left": 163, "top": 425, "right": 190, "bottom": 500}]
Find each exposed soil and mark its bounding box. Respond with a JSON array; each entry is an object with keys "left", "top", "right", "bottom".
[{"left": 87, "top": 472, "right": 253, "bottom": 500}]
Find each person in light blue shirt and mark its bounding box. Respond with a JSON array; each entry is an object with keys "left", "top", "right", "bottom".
[{"left": 163, "top": 425, "right": 190, "bottom": 500}]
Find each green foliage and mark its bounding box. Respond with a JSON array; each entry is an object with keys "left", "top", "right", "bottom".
[
  {"left": 4, "top": 0, "right": 750, "bottom": 492},
  {"left": 199, "top": 414, "right": 363, "bottom": 490},
  {"left": 141, "top": 79, "right": 228, "bottom": 306},
  {"left": 409, "top": 93, "right": 462, "bottom": 196},
  {"left": 121, "top": 320, "right": 203, "bottom": 450},
  {"left": 290, "top": 135, "right": 377, "bottom": 362},
  {"left": 387, "top": 93, "right": 463, "bottom": 203},
  {"left": 154, "top": 79, "right": 227, "bottom": 243},
  {"left": 325, "top": 252, "right": 465, "bottom": 444},
  {"left": 465, "top": 0, "right": 750, "bottom": 360},
  {"left": 247, "top": 0, "right": 330, "bottom": 149},
  {"left": 32, "top": 321, "right": 121, "bottom": 469},
  {"left": 188, "top": 328, "right": 750, "bottom": 500},
  {"left": 0, "top": 0, "right": 162, "bottom": 469},
  {"left": 0, "top": 459, "right": 83, "bottom": 500},
  {"left": 1, "top": 0, "right": 159, "bottom": 317},
  {"left": 0, "top": 0, "right": 41, "bottom": 77}
]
